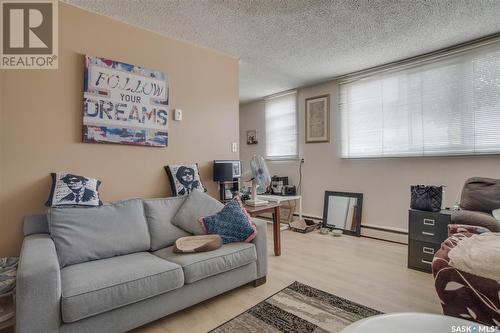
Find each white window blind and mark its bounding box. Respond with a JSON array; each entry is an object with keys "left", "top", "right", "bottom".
[
  {"left": 265, "top": 91, "right": 298, "bottom": 159},
  {"left": 340, "top": 42, "right": 500, "bottom": 158}
]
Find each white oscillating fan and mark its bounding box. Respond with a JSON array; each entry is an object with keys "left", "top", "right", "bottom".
[{"left": 245, "top": 155, "right": 271, "bottom": 206}]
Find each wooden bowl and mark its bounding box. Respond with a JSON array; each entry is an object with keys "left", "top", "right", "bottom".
[{"left": 173, "top": 235, "right": 222, "bottom": 253}]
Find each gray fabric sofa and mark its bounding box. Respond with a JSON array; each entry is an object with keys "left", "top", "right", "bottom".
[{"left": 16, "top": 197, "right": 268, "bottom": 333}]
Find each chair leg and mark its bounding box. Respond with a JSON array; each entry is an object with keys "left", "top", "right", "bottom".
[{"left": 252, "top": 276, "right": 266, "bottom": 287}]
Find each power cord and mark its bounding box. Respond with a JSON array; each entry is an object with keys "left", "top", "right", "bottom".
[{"left": 297, "top": 158, "right": 304, "bottom": 195}]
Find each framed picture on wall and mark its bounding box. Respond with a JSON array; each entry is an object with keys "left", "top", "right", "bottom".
[
  {"left": 305, "top": 94, "right": 330, "bottom": 143},
  {"left": 246, "top": 130, "right": 258, "bottom": 145}
]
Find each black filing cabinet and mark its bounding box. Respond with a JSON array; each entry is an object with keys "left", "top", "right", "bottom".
[{"left": 408, "top": 209, "right": 452, "bottom": 273}]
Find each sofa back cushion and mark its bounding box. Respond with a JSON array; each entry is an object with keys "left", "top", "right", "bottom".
[
  {"left": 143, "top": 197, "right": 190, "bottom": 251},
  {"left": 172, "top": 190, "right": 224, "bottom": 235},
  {"left": 48, "top": 198, "right": 150, "bottom": 267}
]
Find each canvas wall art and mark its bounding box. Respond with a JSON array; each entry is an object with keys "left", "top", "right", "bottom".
[
  {"left": 83, "top": 55, "right": 169, "bottom": 147},
  {"left": 305, "top": 94, "right": 330, "bottom": 143}
]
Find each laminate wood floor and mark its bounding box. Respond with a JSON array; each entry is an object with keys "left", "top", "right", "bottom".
[{"left": 131, "top": 225, "right": 441, "bottom": 333}]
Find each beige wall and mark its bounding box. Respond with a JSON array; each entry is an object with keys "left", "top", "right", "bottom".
[
  {"left": 0, "top": 3, "right": 239, "bottom": 256},
  {"left": 240, "top": 80, "right": 500, "bottom": 239}
]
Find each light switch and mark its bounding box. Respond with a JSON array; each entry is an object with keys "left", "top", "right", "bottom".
[
  {"left": 231, "top": 142, "right": 238, "bottom": 152},
  {"left": 174, "top": 109, "right": 182, "bottom": 121}
]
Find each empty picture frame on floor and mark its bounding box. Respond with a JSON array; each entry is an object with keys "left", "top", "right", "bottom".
[
  {"left": 323, "top": 191, "right": 363, "bottom": 236},
  {"left": 305, "top": 94, "right": 330, "bottom": 143}
]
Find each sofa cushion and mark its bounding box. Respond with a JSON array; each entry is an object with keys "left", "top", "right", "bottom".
[
  {"left": 143, "top": 197, "right": 190, "bottom": 251},
  {"left": 172, "top": 190, "right": 223, "bottom": 235},
  {"left": 48, "top": 198, "right": 151, "bottom": 267},
  {"left": 154, "top": 242, "right": 257, "bottom": 284},
  {"left": 60, "top": 252, "right": 184, "bottom": 323}
]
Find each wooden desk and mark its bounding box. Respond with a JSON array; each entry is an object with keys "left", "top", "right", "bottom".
[{"left": 244, "top": 203, "right": 281, "bottom": 256}]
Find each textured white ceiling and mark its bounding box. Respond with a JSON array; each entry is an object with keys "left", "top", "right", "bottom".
[{"left": 65, "top": 0, "right": 500, "bottom": 103}]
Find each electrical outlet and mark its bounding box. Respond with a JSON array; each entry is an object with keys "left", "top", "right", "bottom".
[
  {"left": 174, "top": 109, "right": 182, "bottom": 121},
  {"left": 231, "top": 142, "right": 238, "bottom": 153},
  {"left": 301, "top": 158, "right": 305, "bottom": 163}
]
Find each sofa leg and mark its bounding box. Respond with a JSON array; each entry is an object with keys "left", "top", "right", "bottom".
[{"left": 252, "top": 276, "right": 266, "bottom": 287}]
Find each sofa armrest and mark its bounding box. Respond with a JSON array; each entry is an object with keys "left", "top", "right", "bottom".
[
  {"left": 16, "top": 234, "right": 61, "bottom": 333},
  {"left": 251, "top": 218, "right": 268, "bottom": 279},
  {"left": 451, "top": 210, "right": 500, "bottom": 232}
]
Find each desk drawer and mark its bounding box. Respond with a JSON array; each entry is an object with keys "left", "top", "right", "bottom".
[
  {"left": 408, "top": 240, "right": 441, "bottom": 273},
  {"left": 409, "top": 210, "right": 449, "bottom": 244}
]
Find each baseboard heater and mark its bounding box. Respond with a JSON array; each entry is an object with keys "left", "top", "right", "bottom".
[{"left": 361, "top": 224, "right": 408, "bottom": 235}]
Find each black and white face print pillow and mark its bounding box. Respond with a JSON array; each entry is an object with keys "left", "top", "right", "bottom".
[
  {"left": 45, "top": 172, "right": 102, "bottom": 207},
  {"left": 165, "top": 164, "right": 205, "bottom": 196}
]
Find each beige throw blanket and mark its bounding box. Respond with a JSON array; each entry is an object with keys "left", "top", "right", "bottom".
[{"left": 448, "top": 232, "right": 500, "bottom": 282}]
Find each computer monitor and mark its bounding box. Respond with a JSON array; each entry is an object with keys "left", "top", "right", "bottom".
[{"left": 213, "top": 160, "right": 241, "bottom": 180}]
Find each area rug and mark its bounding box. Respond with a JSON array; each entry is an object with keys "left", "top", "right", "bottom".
[{"left": 210, "top": 281, "right": 382, "bottom": 333}]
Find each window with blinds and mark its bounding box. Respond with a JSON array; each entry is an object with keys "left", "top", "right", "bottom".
[
  {"left": 340, "top": 42, "right": 500, "bottom": 158},
  {"left": 265, "top": 91, "right": 298, "bottom": 159}
]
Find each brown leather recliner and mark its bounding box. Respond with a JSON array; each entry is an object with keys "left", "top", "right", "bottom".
[{"left": 451, "top": 177, "right": 500, "bottom": 232}]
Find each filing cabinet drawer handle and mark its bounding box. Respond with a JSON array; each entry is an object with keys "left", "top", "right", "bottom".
[
  {"left": 423, "top": 219, "right": 435, "bottom": 226},
  {"left": 422, "top": 247, "right": 435, "bottom": 255},
  {"left": 422, "top": 231, "right": 435, "bottom": 236},
  {"left": 421, "top": 259, "right": 432, "bottom": 265}
]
